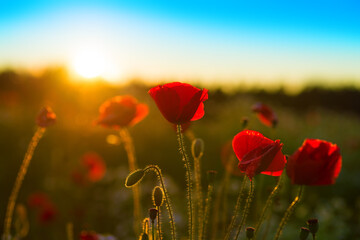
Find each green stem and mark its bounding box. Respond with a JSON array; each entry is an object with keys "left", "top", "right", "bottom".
[
  {"left": 66, "top": 222, "right": 74, "bottom": 240},
  {"left": 194, "top": 155, "right": 204, "bottom": 240},
  {"left": 273, "top": 186, "right": 304, "bottom": 240},
  {"left": 234, "top": 180, "right": 255, "bottom": 240},
  {"left": 254, "top": 174, "right": 283, "bottom": 238},
  {"left": 202, "top": 181, "right": 215, "bottom": 240},
  {"left": 176, "top": 124, "right": 193, "bottom": 240},
  {"left": 119, "top": 128, "right": 142, "bottom": 234},
  {"left": 157, "top": 206, "right": 162, "bottom": 240},
  {"left": 224, "top": 175, "right": 247, "bottom": 240},
  {"left": 152, "top": 220, "right": 155, "bottom": 240},
  {"left": 144, "top": 165, "right": 176, "bottom": 240},
  {"left": 3, "top": 127, "right": 45, "bottom": 239}
]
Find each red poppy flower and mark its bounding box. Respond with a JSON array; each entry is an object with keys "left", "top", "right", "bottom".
[
  {"left": 232, "top": 130, "right": 286, "bottom": 179},
  {"left": 72, "top": 152, "right": 106, "bottom": 185},
  {"left": 80, "top": 231, "right": 99, "bottom": 240},
  {"left": 38, "top": 204, "right": 57, "bottom": 224},
  {"left": 286, "top": 139, "right": 342, "bottom": 185},
  {"left": 82, "top": 152, "right": 106, "bottom": 182},
  {"left": 27, "top": 192, "right": 57, "bottom": 224},
  {"left": 36, "top": 106, "right": 56, "bottom": 127},
  {"left": 28, "top": 192, "right": 50, "bottom": 209},
  {"left": 252, "top": 103, "right": 278, "bottom": 128},
  {"left": 148, "top": 82, "right": 208, "bottom": 124},
  {"left": 96, "top": 95, "right": 148, "bottom": 129}
]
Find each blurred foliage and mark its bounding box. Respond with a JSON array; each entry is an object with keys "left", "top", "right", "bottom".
[{"left": 0, "top": 68, "right": 360, "bottom": 239}]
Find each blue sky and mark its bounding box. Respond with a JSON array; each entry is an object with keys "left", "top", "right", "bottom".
[{"left": 1, "top": 0, "right": 360, "bottom": 87}]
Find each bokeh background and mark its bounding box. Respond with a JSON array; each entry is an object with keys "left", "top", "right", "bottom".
[{"left": 1, "top": 1, "right": 360, "bottom": 239}]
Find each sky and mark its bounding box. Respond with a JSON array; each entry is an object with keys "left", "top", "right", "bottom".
[{"left": 1, "top": 0, "right": 360, "bottom": 88}]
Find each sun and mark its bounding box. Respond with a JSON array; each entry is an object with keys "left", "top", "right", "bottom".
[{"left": 70, "top": 46, "right": 121, "bottom": 82}]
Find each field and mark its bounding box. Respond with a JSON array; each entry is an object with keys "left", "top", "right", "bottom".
[{"left": 0, "top": 69, "right": 360, "bottom": 240}]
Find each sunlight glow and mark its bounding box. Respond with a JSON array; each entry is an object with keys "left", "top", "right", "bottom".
[{"left": 70, "top": 46, "right": 121, "bottom": 82}]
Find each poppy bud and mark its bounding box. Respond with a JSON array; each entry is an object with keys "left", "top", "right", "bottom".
[
  {"left": 139, "top": 233, "right": 149, "bottom": 240},
  {"left": 241, "top": 117, "right": 249, "bottom": 129},
  {"left": 191, "top": 138, "right": 204, "bottom": 159},
  {"left": 152, "top": 186, "right": 164, "bottom": 207},
  {"left": 207, "top": 170, "right": 217, "bottom": 184},
  {"left": 246, "top": 227, "right": 255, "bottom": 239},
  {"left": 36, "top": 106, "right": 56, "bottom": 128},
  {"left": 299, "top": 227, "right": 310, "bottom": 240},
  {"left": 307, "top": 218, "right": 319, "bottom": 235},
  {"left": 149, "top": 208, "right": 158, "bottom": 221},
  {"left": 125, "top": 169, "right": 145, "bottom": 188}
]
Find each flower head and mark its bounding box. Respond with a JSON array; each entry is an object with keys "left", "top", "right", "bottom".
[
  {"left": 232, "top": 130, "right": 286, "bottom": 179},
  {"left": 148, "top": 82, "right": 208, "bottom": 124},
  {"left": 252, "top": 103, "right": 278, "bottom": 128},
  {"left": 27, "top": 192, "right": 57, "bottom": 224},
  {"left": 96, "top": 95, "right": 148, "bottom": 129},
  {"left": 36, "top": 106, "right": 56, "bottom": 127},
  {"left": 27, "top": 192, "right": 50, "bottom": 209},
  {"left": 80, "top": 231, "right": 99, "bottom": 240},
  {"left": 38, "top": 204, "right": 57, "bottom": 224},
  {"left": 72, "top": 152, "right": 106, "bottom": 185},
  {"left": 286, "top": 139, "right": 342, "bottom": 185}
]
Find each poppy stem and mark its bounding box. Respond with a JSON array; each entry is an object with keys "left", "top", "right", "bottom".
[
  {"left": 176, "top": 124, "right": 194, "bottom": 240},
  {"left": 254, "top": 173, "right": 283, "bottom": 238},
  {"left": 201, "top": 177, "right": 215, "bottom": 240},
  {"left": 119, "top": 128, "right": 142, "bottom": 235},
  {"left": 144, "top": 165, "right": 177, "bottom": 240},
  {"left": 151, "top": 219, "right": 156, "bottom": 240},
  {"left": 157, "top": 206, "right": 162, "bottom": 240},
  {"left": 224, "top": 175, "right": 247, "bottom": 240},
  {"left": 3, "top": 127, "right": 45, "bottom": 239},
  {"left": 66, "top": 222, "right": 74, "bottom": 240},
  {"left": 234, "top": 179, "right": 255, "bottom": 240},
  {"left": 193, "top": 155, "right": 204, "bottom": 240},
  {"left": 273, "top": 185, "right": 304, "bottom": 240}
]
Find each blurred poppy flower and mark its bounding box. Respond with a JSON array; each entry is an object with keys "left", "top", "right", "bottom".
[
  {"left": 232, "top": 130, "right": 286, "bottom": 179},
  {"left": 252, "top": 103, "right": 278, "bottom": 128},
  {"left": 27, "top": 192, "right": 50, "bottom": 209},
  {"left": 72, "top": 152, "right": 106, "bottom": 185},
  {"left": 36, "top": 106, "right": 56, "bottom": 127},
  {"left": 286, "top": 139, "right": 342, "bottom": 185},
  {"left": 80, "top": 231, "right": 99, "bottom": 240},
  {"left": 148, "top": 82, "right": 208, "bottom": 124},
  {"left": 27, "top": 192, "right": 57, "bottom": 224},
  {"left": 38, "top": 204, "right": 57, "bottom": 224},
  {"left": 96, "top": 95, "right": 148, "bottom": 129}
]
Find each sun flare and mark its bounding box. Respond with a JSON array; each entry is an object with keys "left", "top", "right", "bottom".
[{"left": 70, "top": 47, "right": 121, "bottom": 82}]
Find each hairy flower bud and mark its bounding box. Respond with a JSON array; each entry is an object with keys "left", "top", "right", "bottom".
[
  {"left": 307, "top": 218, "right": 319, "bottom": 235},
  {"left": 191, "top": 138, "right": 204, "bottom": 159},
  {"left": 149, "top": 208, "right": 158, "bottom": 221},
  {"left": 125, "top": 169, "right": 145, "bottom": 188},
  {"left": 207, "top": 170, "right": 217, "bottom": 184},
  {"left": 36, "top": 106, "right": 56, "bottom": 128},
  {"left": 299, "top": 227, "right": 310, "bottom": 240},
  {"left": 241, "top": 117, "right": 249, "bottom": 129},
  {"left": 152, "top": 186, "right": 164, "bottom": 207},
  {"left": 246, "top": 227, "right": 255, "bottom": 239}
]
